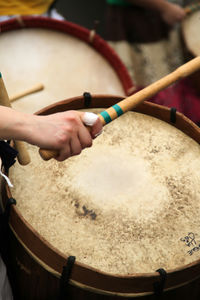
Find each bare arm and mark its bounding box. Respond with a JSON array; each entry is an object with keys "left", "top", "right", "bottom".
[
  {"left": 126, "top": 0, "right": 186, "bottom": 25},
  {"left": 0, "top": 106, "right": 102, "bottom": 161}
]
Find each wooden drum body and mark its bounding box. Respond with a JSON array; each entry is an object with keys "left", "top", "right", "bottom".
[
  {"left": 0, "top": 17, "right": 134, "bottom": 113},
  {"left": 2, "top": 95, "right": 200, "bottom": 300}
]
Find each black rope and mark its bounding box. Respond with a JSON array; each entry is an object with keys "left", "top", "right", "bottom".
[
  {"left": 0, "top": 140, "right": 17, "bottom": 254},
  {"left": 83, "top": 92, "right": 92, "bottom": 108},
  {"left": 170, "top": 107, "right": 177, "bottom": 124},
  {"left": 153, "top": 268, "right": 167, "bottom": 298},
  {"left": 0, "top": 140, "right": 17, "bottom": 257},
  {"left": 58, "top": 256, "right": 76, "bottom": 300}
]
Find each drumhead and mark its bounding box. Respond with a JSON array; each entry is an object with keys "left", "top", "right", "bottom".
[
  {"left": 182, "top": 10, "right": 200, "bottom": 57},
  {"left": 0, "top": 18, "right": 133, "bottom": 113},
  {"left": 9, "top": 110, "right": 200, "bottom": 275}
]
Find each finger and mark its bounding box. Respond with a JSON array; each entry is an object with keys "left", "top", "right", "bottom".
[
  {"left": 77, "top": 126, "right": 93, "bottom": 149},
  {"left": 55, "top": 145, "right": 71, "bottom": 162},
  {"left": 90, "top": 118, "right": 102, "bottom": 139},
  {"left": 69, "top": 135, "right": 83, "bottom": 156}
]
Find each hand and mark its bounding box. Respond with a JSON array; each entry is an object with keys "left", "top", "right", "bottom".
[
  {"left": 160, "top": 3, "right": 186, "bottom": 26},
  {"left": 22, "top": 110, "right": 102, "bottom": 161}
]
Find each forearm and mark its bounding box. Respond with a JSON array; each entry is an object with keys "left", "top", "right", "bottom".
[
  {"left": 126, "top": 0, "right": 185, "bottom": 25},
  {"left": 126, "top": 0, "right": 171, "bottom": 13},
  {"left": 0, "top": 106, "right": 102, "bottom": 162},
  {"left": 0, "top": 106, "right": 30, "bottom": 141}
]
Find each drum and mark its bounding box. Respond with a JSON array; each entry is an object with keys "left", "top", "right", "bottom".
[
  {"left": 0, "top": 17, "right": 134, "bottom": 113},
  {"left": 181, "top": 9, "right": 200, "bottom": 93},
  {"left": 2, "top": 95, "right": 200, "bottom": 300}
]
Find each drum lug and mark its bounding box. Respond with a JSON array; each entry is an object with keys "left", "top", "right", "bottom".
[
  {"left": 83, "top": 92, "right": 92, "bottom": 108},
  {"left": 170, "top": 107, "right": 177, "bottom": 124},
  {"left": 59, "top": 256, "right": 76, "bottom": 300},
  {"left": 153, "top": 268, "right": 167, "bottom": 298}
]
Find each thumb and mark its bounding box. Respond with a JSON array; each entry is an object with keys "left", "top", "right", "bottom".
[
  {"left": 81, "top": 112, "right": 99, "bottom": 126},
  {"left": 79, "top": 111, "right": 103, "bottom": 138}
]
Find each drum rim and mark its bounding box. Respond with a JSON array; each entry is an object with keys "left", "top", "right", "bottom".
[
  {"left": 4, "top": 95, "right": 200, "bottom": 295},
  {"left": 0, "top": 16, "right": 135, "bottom": 96}
]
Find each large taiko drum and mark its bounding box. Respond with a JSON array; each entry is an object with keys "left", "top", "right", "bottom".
[
  {"left": 181, "top": 9, "right": 200, "bottom": 93},
  {"left": 0, "top": 17, "right": 134, "bottom": 113},
  {"left": 2, "top": 95, "right": 200, "bottom": 300}
]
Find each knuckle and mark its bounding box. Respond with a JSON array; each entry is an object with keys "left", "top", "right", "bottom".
[
  {"left": 55, "top": 133, "right": 68, "bottom": 145},
  {"left": 66, "top": 112, "right": 79, "bottom": 125},
  {"left": 65, "top": 125, "right": 74, "bottom": 135}
]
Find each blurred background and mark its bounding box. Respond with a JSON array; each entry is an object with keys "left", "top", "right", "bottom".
[{"left": 54, "top": 0, "right": 107, "bottom": 37}]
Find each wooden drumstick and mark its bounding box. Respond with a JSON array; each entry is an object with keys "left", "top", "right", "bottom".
[
  {"left": 184, "top": 2, "right": 200, "bottom": 14},
  {"left": 39, "top": 56, "right": 200, "bottom": 161},
  {"left": 10, "top": 83, "right": 44, "bottom": 102},
  {"left": 0, "top": 73, "right": 31, "bottom": 165}
]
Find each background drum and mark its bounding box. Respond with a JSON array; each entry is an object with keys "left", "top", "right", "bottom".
[
  {"left": 0, "top": 17, "right": 134, "bottom": 114},
  {"left": 181, "top": 8, "right": 200, "bottom": 93},
  {"left": 2, "top": 95, "right": 200, "bottom": 299}
]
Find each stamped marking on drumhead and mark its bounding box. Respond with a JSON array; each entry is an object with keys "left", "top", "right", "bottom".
[
  {"left": 180, "top": 232, "right": 200, "bottom": 256},
  {"left": 9, "top": 111, "right": 200, "bottom": 274}
]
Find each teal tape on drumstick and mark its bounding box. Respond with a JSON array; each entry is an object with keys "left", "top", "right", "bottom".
[
  {"left": 100, "top": 104, "right": 124, "bottom": 124},
  {"left": 100, "top": 110, "right": 112, "bottom": 124},
  {"left": 112, "top": 104, "right": 124, "bottom": 117}
]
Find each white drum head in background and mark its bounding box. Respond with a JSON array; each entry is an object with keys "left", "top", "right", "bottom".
[
  {"left": 182, "top": 10, "right": 200, "bottom": 58},
  {"left": 0, "top": 18, "right": 133, "bottom": 113}
]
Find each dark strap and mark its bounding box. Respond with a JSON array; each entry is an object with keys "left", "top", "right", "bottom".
[
  {"left": 58, "top": 256, "right": 76, "bottom": 300},
  {"left": 170, "top": 107, "right": 177, "bottom": 124},
  {"left": 83, "top": 92, "right": 92, "bottom": 108},
  {"left": 0, "top": 141, "right": 18, "bottom": 172},
  {"left": 0, "top": 198, "right": 16, "bottom": 259},
  {"left": 153, "top": 268, "right": 167, "bottom": 298},
  {"left": 47, "top": 0, "right": 59, "bottom": 12},
  {"left": 4, "top": 197, "right": 16, "bottom": 220}
]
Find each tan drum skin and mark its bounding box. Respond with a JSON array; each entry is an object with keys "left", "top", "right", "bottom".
[
  {"left": 181, "top": 10, "right": 200, "bottom": 93},
  {"left": 2, "top": 95, "right": 200, "bottom": 300},
  {"left": 0, "top": 17, "right": 134, "bottom": 114}
]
